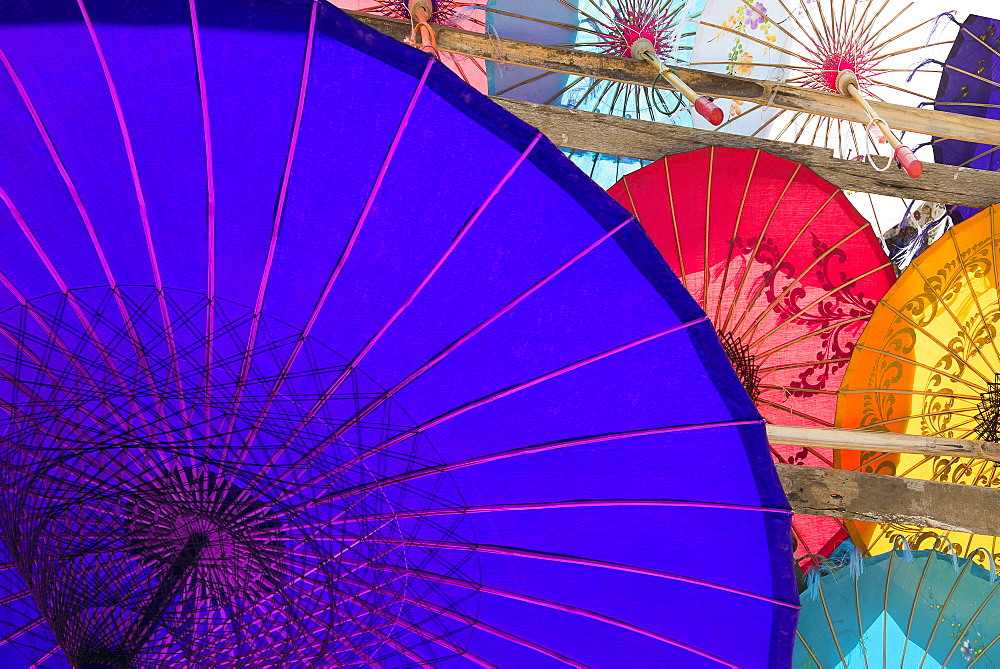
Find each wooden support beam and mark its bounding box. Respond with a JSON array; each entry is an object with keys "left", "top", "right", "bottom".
[
  {"left": 768, "top": 425, "right": 1000, "bottom": 464},
  {"left": 777, "top": 465, "right": 1000, "bottom": 538},
  {"left": 347, "top": 10, "right": 1000, "bottom": 147},
  {"left": 495, "top": 99, "right": 1000, "bottom": 208}
]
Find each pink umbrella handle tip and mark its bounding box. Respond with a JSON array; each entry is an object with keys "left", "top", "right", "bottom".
[
  {"left": 695, "top": 96, "right": 724, "bottom": 126},
  {"left": 894, "top": 145, "right": 923, "bottom": 179}
]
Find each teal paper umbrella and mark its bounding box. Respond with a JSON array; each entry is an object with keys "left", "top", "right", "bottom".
[{"left": 795, "top": 542, "right": 1000, "bottom": 668}]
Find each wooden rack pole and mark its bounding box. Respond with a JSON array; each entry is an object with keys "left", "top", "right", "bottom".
[
  {"left": 767, "top": 425, "right": 1000, "bottom": 464},
  {"left": 778, "top": 465, "right": 1000, "bottom": 537},
  {"left": 496, "top": 99, "right": 1000, "bottom": 208},
  {"left": 345, "top": 9, "right": 1000, "bottom": 148}
]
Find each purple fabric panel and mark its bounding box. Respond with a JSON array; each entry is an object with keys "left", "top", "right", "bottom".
[{"left": 934, "top": 14, "right": 1000, "bottom": 220}]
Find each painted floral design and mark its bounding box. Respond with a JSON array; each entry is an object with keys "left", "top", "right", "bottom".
[{"left": 716, "top": 1, "right": 779, "bottom": 77}]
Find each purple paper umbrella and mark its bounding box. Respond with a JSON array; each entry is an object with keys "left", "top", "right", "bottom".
[
  {"left": 932, "top": 13, "right": 1000, "bottom": 222},
  {"left": 0, "top": 0, "right": 798, "bottom": 666}
]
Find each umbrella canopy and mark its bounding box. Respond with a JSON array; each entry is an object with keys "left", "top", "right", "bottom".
[
  {"left": 795, "top": 543, "right": 1000, "bottom": 668},
  {"left": 687, "top": 0, "right": 791, "bottom": 135},
  {"left": 837, "top": 204, "right": 1000, "bottom": 563},
  {"left": 0, "top": 0, "right": 799, "bottom": 666},
  {"left": 607, "top": 147, "right": 895, "bottom": 563},
  {"left": 696, "top": 0, "right": 943, "bottom": 161},
  {"left": 329, "top": 0, "right": 489, "bottom": 90},
  {"left": 932, "top": 13, "right": 1000, "bottom": 223},
  {"left": 484, "top": 0, "right": 705, "bottom": 186}
]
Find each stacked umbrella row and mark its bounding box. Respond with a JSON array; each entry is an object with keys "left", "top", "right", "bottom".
[{"left": 1, "top": 1, "right": 1000, "bottom": 667}]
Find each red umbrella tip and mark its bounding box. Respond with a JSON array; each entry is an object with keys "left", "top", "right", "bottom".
[
  {"left": 894, "top": 145, "right": 923, "bottom": 179},
  {"left": 695, "top": 96, "right": 724, "bottom": 126}
]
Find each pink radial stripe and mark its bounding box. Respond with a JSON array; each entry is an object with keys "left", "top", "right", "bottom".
[
  {"left": 339, "top": 574, "right": 517, "bottom": 668},
  {"left": 224, "top": 0, "right": 319, "bottom": 456},
  {"left": 0, "top": 186, "right": 154, "bottom": 433},
  {"left": 345, "top": 561, "right": 741, "bottom": 667},
  {"left": 0, "top": 618, "right": 43, "bottom": 646},
  {"left": 0, "top": 591, "right": 27, "bottom": 607},
  {"left": 0, "top": 47, "right": 165, "bottom": 435},
  {"left": 286, "top": 420, "right": 763, "bottom": 512},
  {"left": 368, "top": 536, "right": 798, "bottom": 609},
  {"left": 238, "top": 58, "right": 438, "bottom": 466},
  {"left": 75, "top": 0, "right": 192, "bottom": 438},
  {"left": 331, "top": 498, "right": 793, "bottom": 524},
  {"left": 27, "top": 646, "right": 60, "bottom": 669},
  {"left": 283, "top": 215, "right": 637, "bottom": 476},
  {"left": 188, "top": 0, "right": 218, "bottom": 424},
  {"left": 0, "top": 315, "right": 123, "bottom": 439},
  {"left": 392, "top": 592, "right": 586, "bottom": 668},
  {"left": 321, "top": 315, "right": 711, "bottom": 483},
  {"left": 0, "top": 377, "right": 150, "bottom": 499}
]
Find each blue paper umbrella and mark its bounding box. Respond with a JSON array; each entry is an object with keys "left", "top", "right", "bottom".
[
  {"left": 932, "top": 13, "right": 1000, "bottom": 223},
  {"left": 0, "top": 0, "right": 798, "bottom": 666},
  {"left": 795, "top": 545, "right": 1000, "bottom": 668},
  {"left": 485, "top": 0, "right": 705, "bottom": 186}
]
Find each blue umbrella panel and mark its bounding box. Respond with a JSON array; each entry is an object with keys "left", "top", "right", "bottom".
[
  {"left": 0, "top": 0, "right": 797, "bottom": 666},
  {"left": 795, "top": 547, "right": 1000, "bottom": 668}
]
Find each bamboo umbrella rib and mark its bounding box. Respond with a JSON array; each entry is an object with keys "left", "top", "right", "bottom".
[
  {"left": 755, "top": 313, "right": 870, "bottom": 361},
  {"left": 758, "top": 398, "right": 834, "bottom": 426},
  {"left": 748, "top": 262, "right": 891, "bottom": 353},
  {"left": 873, "top": 298, "right": 996, "bottom": 387},
  {"left": 944, "top": 228, "right": 1000, "bottom": 367},
  {"left": 855, "top": 343, "right": 989, "bottom": 393},
  {"left": 739, "top": 225, "right": 874, "bottom": 340},
  {"left": 714, "top": 151, "right": 760, "bottom": 325},
  {"left": 907, "top": 254, "right": 1000, "bottom": 379},
  {"left": 720, "top": 164, "right": 803, "bottom": 334}
]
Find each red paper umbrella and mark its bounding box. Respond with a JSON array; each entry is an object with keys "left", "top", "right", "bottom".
[{"left": 609, "top": 147, "right": 896, "bottom": 563}]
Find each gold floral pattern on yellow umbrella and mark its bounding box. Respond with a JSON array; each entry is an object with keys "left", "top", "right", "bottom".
[{"left": 837, "top": 204, "right": 1000, "bottom": 565}]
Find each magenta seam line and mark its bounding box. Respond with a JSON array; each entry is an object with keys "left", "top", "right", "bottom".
[
  {"left": 331, "top": 499, "right": 794, "bottom": 525},
  {"left": 328, "top": 314, "right": 711, "bottom": 478},
  {"left": 282, "top": 214, "right": 638, "bottom": 481},
  {"left": 0, "top": 322, "right": 111, "bottom": 435},
  {"left": 238, "top": 59, "right": 435, "bottom": 464},
  {"left": 374, "top": 535, "right": 799, "bottom": 609},
  {"left": 288, "top": 419, "right": 762, "bottom": 513},
  {"left": 0, "top": 370, "right": 124, "bottom": 477},
  {"left": 0, "top": 186, "right": 140, "bottom": 428},
  {"left": 28, "top": 646, "right": 59, "bottom": 668},
  {"left": 337, "top": 213, "right": 638, "bottom": 436},
  {"left": 255, "top": 122, "right": 538, "bottom": 471},
  {"left": 345, "top": 560, "right": 740, "bottom": 668},
  {"left": 338, "top": 577, "right": 507, "bottom": 668},
  {"left": 0, "top": 46, "right": 159, "bottom": 431},
  {"left": 4, "top": 618, "right": 43, "bottom": 643},
  {"left": 189, "top": 0, "right": 217, "bottom": 423},
  {"left": 224, "top": 0, "right": 318, "bottom": 453},
  {"left": 395, "top": 594, "right": 584, "bottom": 668},
  {"left": 76, "top": 0, "right": 190, "bottom": 435},
  {"left": 301, "top": 120, "right": 536, "bottom": 424}
]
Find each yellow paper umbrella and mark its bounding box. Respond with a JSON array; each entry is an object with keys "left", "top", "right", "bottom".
[{"left": 837, "top": 204, "right": 1000, "bottom": 563}]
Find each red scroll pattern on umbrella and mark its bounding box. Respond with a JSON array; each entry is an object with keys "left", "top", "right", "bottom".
[{"left": 608, "top": 147, "right": 896, "bottom": 563}]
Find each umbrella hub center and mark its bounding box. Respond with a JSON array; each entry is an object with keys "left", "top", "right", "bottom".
[
  {"left": 124, "top": 468, "right": 287, "bottom": 600},
  {"left": 718, "top": 331, "right": 762, "bottom": 403},
  {"left": 374, "top": 0, "right": 456, "bottom": 24},
  {"left": 600, "top": 4, "right": 678, "bottom": 60},
  {"left": 974, "top": 374, "right": 1000, "bottom": 442}
]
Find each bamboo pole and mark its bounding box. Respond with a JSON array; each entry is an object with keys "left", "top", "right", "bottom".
[
  {"left": 345, "top": 9, "right": 1000, "bottom": 148},
  {"left": 768, "top": 425, "right": 1000, "bottom": 464},
  {"left": 778, "top": 465, "right": 1000, "bottom": 537},
  {"left": 495, "top": 99, "right": 1000, "bottom": 208}
]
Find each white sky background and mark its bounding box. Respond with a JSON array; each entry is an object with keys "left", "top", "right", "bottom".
[{"left": 767, "top": 0, "right": 996, "bottom": 235}]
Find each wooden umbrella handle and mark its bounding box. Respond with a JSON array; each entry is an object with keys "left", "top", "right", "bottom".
[{"left": 837, "top": 70, "right": 923, "bottom": 178}]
